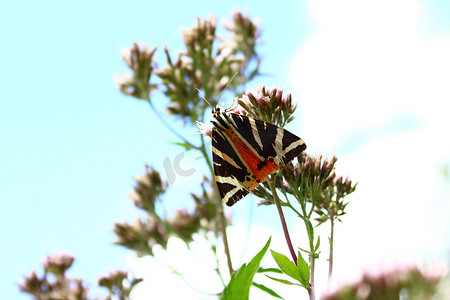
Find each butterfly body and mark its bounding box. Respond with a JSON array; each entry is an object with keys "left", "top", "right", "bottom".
[{"left": 211, "top": 108, "right": 306, "bottom": 206}]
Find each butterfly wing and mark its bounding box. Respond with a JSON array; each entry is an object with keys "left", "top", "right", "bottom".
[
  {"left": 212, "top": 126, "right": 251, "bottom": 206},
  {"left": 211, "top": 112, "right": 306, "bottom": 206},
  {"left": 226, "top": 113, "right": 306, "bottom": 166}
]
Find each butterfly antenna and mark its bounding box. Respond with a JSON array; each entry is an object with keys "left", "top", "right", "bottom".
[
  {"left": 217, "top": 72, "right": 239, "bottom": 103},
  {"left": 197, "top": 88, "right": 213, "bottom": 108}
]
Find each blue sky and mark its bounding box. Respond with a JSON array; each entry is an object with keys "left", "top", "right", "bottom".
[{"left": 1, "top": 0, "right": 450, "bottom": 299}]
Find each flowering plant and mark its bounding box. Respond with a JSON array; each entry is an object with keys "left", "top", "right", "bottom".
[{"left": 20, "top": 11, "right": 446, "bottom": 300}]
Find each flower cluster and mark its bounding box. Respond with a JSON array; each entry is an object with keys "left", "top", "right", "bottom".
[
  {"left": 281, "top": 153, "right": 338, "bottom": 200},
  {"left": 98, "top": 270, "right": 143, "bottom": 299},
  {"left": 114, "top": 43, "right": 157, "bottom": 100},
  {"left": 222, "top": 11, "right": 261, "bottom": 64},
  {"left": 233, "top": 85, "right": 297, "bottom": 127},
  {"left": 315, "top": 174, "right": 357, "bottom": 226},
  {"left": 254, "top": 152, "right": 355, "bottom": 229},
  {"left": 19, "top": 253, "right": 89, "bottom": 299},
  {"left": 114, "top": 216, "right": 169, "bottom": 257},
  {"left": 19, "top": 253, "right": 142, "bottom": 299},
  {"left": 115, "top": 12, "right": 261, "bottom": 124},
  {"left": 127, "top": 165, "right": 167, "bottom": 214},
  {"left": 113, "top": 168, "right": 224, "bottom": 256},
  {"left": 322, "top": 265, "right": 446, "bottom": 300}
]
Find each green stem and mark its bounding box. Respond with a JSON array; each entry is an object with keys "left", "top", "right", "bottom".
[
  {"left": 327, "top": 211, "right": 335, "bottom": 290},
  {"left": 267, "top": 176, "right": 297, "bottom": 265},
  {"left": 309, "top": 256, "right": 316, "bottom": 300},
  {"left": 296, "top": 185, "right": 316, "bottom": 300},
  {"left": 216, "top": 192, "right": 233, "bottom": 275},
  {"left": 285, "top": 202, "right": 302, "bottom": 219}
]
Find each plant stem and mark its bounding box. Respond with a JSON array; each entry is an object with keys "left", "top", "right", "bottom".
[
  {"left": 327, "top": 211, "right": 335, "bottom": 290},
  {"left": 267, "top": 177, "right": 297, "bottom": 265},
  {"left": 217, "top": 197, "right": 233, "bottom": 275},
  {"left": 309, "top": 256, "right": 316, "bottom": 300}
]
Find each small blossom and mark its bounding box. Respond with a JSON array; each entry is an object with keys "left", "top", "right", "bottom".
[
  {"left": 196, "top": 121, "right": 212, "bottom": 137},
  {"left": 19, "top": 254, "right": 89, "bottom": 299},
  {"left": 314, "top": 173, "right": 357, "bottom": 226},
  {"left": 113, "top": 216, "right": 169, "bottom": 256},
  {"left": 283, "top": 153, "right": 337, "bottom": 191},
  {"left": 98, "top": 270, "right": 143, "bottom": 298},
  {"left": 18, "top": 272, "right": 46, "bottom": 296},
  {"left": 128, "top": 165, "right": 167, "bottom": 214},
  {"left": 42, "top": 252, "right": 74, "bottom": 275},
  {"left": 257, "top": 198, "right": 272, "bottom": 206},
  {"left": 182, "top": 15, "right": 217, "bottom": 56},
  {"left": 115, "top": 43, "right": 157, "bottom": 100},
  {"left": 98, "top": 270, "right": 128, "bottom": 289},
  {"left": 234, "top": 85, "right": 297, "bottom": 127},
  {"left": 223, "top": 11, "right": 261, "bottom": 65}
]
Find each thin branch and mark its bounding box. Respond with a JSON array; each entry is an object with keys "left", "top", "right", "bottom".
[
  {"left": 144, "top": 95, "right": 198, "bottom": 150},
  {"left": 216, "top": 196, "right": 233, "bottom": 275},
  {"left": 327, "top": 211, "right": 335, "bottom": 290},
  {"left": 267, "top": 176, "right": 297, "bottom": 265}
]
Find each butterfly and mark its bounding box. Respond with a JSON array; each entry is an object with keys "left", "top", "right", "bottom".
[{"left": 210, "top": 107, "right": 306, "bottom": 206}]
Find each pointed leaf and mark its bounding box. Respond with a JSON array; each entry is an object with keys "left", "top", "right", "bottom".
[
  {"left": 265, "top": 275, "right": 302, "bottom": 286},
  {"left": 298, "top": 247, "right": 309, "bottom": 254},
  {"left": 314, "top": 236, "right": 321, "bottom": 252},
  {"left": 305, "top": 219, "right": 314, "bottom": 247},
  {"left": 252, "top": 282, "right": 283, "bottom": 299},
  {"left": 257, "top": 267, "right": 283, "bottom": 274},
  {"left": 173, "top": 142, "right": 193, "bottom": 151},
  {"left": 296, "top": 252, "right": 310, "bottom": 287},
  {"left": 270, "top": 250, "right": 300, "bottom": 282},
  {"left": 222, "top": 237, "right": 271, "bottom": 300}
]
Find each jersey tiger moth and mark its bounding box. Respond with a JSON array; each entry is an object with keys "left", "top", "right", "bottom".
[{"left": 208, "top": 107, "right": 306, "bottom": 206}]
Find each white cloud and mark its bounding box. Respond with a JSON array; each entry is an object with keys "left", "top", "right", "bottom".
[
  {"left": 290, "top": 0, "right": 450, "bottom": 294},
  {"left": 292, "top": 0, "right": 450, "bottom": 155}
]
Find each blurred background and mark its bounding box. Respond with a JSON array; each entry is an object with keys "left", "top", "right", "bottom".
[{"left": 1, "top": 0, "right": 449, "bottom": 299}]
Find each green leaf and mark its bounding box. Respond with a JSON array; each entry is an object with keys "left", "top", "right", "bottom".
[
  {"left": 270, "top": 250, "right": 300, "bottom": 282},
  {"left": 265, "top": 275, "right": 302, "bottom": 286},
  {"left": 296, "top": 252, "right": 310, "bottom": 288},
  {"left": 172, "top": 142, "right": 193, "bottom": 151},
  {"left": 298, "top": 247, "right": 309, "bottom": 254},
  {"left": 222, "top": 237, "right": 271, "bottom": 300},
  {"left": 314, "top": 236, "right": 321, "bottom": 252},
  {"left": 257, "top": 267, "right": 283, "bottom": 274},
  {"left": 252, "top": 282, "right": 283, "bottom": 299},
  {"left": 305, "top": 219, "right": 314, "bottom": 241}
]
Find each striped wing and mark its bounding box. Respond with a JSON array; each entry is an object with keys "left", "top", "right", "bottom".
[
  {"left": 212, "top": 127, "right": 251, "bottom": 206},
  {"left": 212, "top": 112, "right": 306, "bottom": 206}
]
